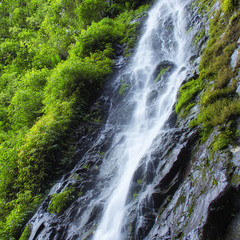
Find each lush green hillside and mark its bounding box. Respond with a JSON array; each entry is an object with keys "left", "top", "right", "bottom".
[{"left": 0, "top": 0, "right": 150, "bottom": 238}]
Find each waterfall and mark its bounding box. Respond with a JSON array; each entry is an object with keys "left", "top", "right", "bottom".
[
  {"left": 28, "top": 0, "right": 194, "bottom": 239},
  {"left": 92, "top": 0, "right": 190, "bottom": 239}
]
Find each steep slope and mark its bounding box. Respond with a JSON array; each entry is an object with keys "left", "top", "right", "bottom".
[
  {"left": 0, "top": 0, "right": 151, "bottom": 239},
  {"left": 14, "top": 0, "right": 240, "bottom": 239},
  {"left": 148, "top": 0, "right": 240, "bottom": 239}
]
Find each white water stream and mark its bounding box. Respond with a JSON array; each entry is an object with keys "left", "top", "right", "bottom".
[{"left": 93, "top": 0, "right": 190, "bottom": 239}]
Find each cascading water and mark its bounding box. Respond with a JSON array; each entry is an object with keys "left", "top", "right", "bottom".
[
  {"left": 92, "top": 0, "right": 190, "bottom": 239},
  {"left": 28, "top": 0, "right": 197, "bottom": 239}
]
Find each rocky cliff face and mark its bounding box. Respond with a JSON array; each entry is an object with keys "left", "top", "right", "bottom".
[
  {"left": 26, "top": 0, "right": 240, "bottom": 239},
  {"left": 146, "top": 1, "right": 240, "bottom": 239}
]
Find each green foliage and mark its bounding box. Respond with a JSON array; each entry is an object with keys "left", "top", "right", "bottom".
[
  {"left": 177, "top": 7, "right": 240, "bottom": 148},
  {"left": 0, "top": 0, "right": 149, "bottom": 237},
  {"left": 154, "top": 67, "right": 170, "bottom": 82},
  {"left": 120, "top": 5, "right": 149, "bottom": 56},
  {"left": 114, "top": 0, "right": 151, "bottom": 10},
  {"left": 200, "top": 80, "right": 237, "bottom": 106},
  {"left": 211, "top": 130, "right": 235, "bottom": 153},
  {"left": 119, "top": 83, "right": 131, "bottom": 95},
  {"left": 194, "top": 29, "right": 205, "bottom": 45},
  {"left": 0, "top": 191, "right": 42, "bottom": 240},
  {"left": 19, "top": 224, "right": 31, "bottom": 240},
  {"left": 231, "top": 174, "right": 240, "bottom": 187},
  {"left": 221, "top": 0, "right": 239, "bottom": 12},
  {"left": 8, "top": 68, "right": 48, "bottom": 129},
  {"left": 48, "top": 187, "right": 75, "bottom": 214},
  {"left": 137, "top": 179, "right": 143, "bottom": 184},
  {"left": 133, "top": 192, "right": 138, "bottom": 199},
  {"left": 71, "top": 18, "right": 124, "bottom": 58},
  {"left": 75, "top": 0, "right": 109, "bottom": 28},
  {"left": 175, "top": 78, "right": 203, "bottom": 114},
  {"left": 190, "top": 97, "right": 240, "bottom": 141},
  {"left": 17, "top": 110, "right": 73, "bottom": 193},
  {"left": 44, "top": 58, "right": 107, "bottom": 107}
]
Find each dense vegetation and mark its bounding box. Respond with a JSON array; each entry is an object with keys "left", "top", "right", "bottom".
[
  {"left": 176, "top": 0, "right": 240, "bottom": 151},
  {"left": 0, "top": 0, "right": 151, "bottom": 238}
]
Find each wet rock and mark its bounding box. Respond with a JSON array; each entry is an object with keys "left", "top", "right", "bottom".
[
  {"left": 32, "top": 222, "right": 45, "bottom": 239},
  {"left": 225, "top": 213, "right": 240, "bottom": 240},
  {"left": 67, "top": 234, "right": 79, "bottom": 240},
  {"left": 202, "top": 187, "right": 240, "bottom": 240},
  {"left": 145, "top": 127, "right": 235, "bottom": 240},
  {"left": 136, "top": 216, "right": 156, "bottom": 239},
  {"left": 230, "top": 47, "right": 240, "bottom": 70},
  {"left": 165, "top": 110, "right": 177, "bottom": 128},
  {"left": 146, "top": 90, "right": 158, "bottom": 106},
  {"left": 153, "top": 60, "right": 176, "bottom": 83}
]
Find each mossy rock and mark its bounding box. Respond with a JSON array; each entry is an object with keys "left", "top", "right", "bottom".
[
  {"left": 48, "top": 187, "right": 76, "bottom": 214},
  {"left": 153, "top": 60, "right": 176, "bottom": 83}
]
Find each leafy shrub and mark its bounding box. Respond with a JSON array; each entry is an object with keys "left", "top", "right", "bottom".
[
  {"left": 48, "top": 187, "right": 75, "bottom": 214},
  {"left": 44, "top": 53, "right": 113, "bottom": 110},
  {"left": 0, "top": 131, "right": 25, "bottom": 201},
  {"left": 8, "top": 68, "right": 48, "bottom": 128},
  {"left": 75, "top": 0, "right": 109, "bottom": 27},
  {"left": 114, "top": 0, "right": 151, "bottom": 9},
  {"left": 17, "top": 106, "right": 74, "bottom": 193},
  {"left": 0, "top": 0, "right": 150, "bottom": 238},
  {"left": 71, "top": 18, "right": 124, "bottom": 58},
  {"left": 0, "top": 191, "right": 41, "bottom": 240}
]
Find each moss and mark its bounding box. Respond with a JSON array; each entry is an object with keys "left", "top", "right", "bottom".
[
  {"left": 173, "top": 193, "right": 186, "bottom": 213},
  {"left": 211, "top": 125, "right": 237, "bottom": 153},
  {"left": 137, "top": 179, "right": 143, "bottom": 184},
  {"left": 128, "top": 222, "right": 133, "bottom": 240},
  {"left": 188, "top": 201, "right": 195, "bottom": 216},
  {"left": 194, "top": 29, "right": 206, "bottom": 45},
  {"left": 175, "top": 78, "right": 203, "bottom": 115},
  {"left": 19, "top": 224, "right": 31, "bottom": 240},
  {"left": 178, "top": 6, "right": 240, "bottom": 147},
  {"left": 83, "top": 164, "right": 90, "bottom": 169},
  {"left": 195, "top": 0, "right": 217, "bottom": 14},
  {"left": 133, "top": 192, "right": 138, "bottom": 199},
  {"left": 231, "top": 174, "right": 240, "bottom": 187},
  {"left": 48, "top": 187, "right": 75, "bottom": 214},
  {"left": 154, "top": 66, "right": 170, "bottom": 82},
  {"left": 187, "top": 27, "right": 192, "bottom": 34},
  {"left": 98, "top": 152, "right": 105, "bottom": 159},
  {"left": 221, "top": 0, "right": 239, "bottom": 13},
  {"left": 200, "top": 80, "right": 237, "bottom": 106},
  {"left": 119, "top": 83, "right": 131, "bottom": 95}
]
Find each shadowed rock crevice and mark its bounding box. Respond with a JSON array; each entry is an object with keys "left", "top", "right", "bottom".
[{"left": 202, "top": 187, "right": 240, "bottom": 240}]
